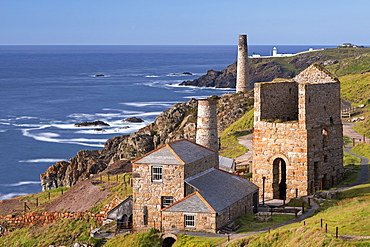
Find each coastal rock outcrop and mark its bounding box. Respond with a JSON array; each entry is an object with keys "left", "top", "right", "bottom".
[
  {"left": 180, "top": 51, "right": 341, "bottom": 88},
  {"left": 75, "top": 121, "right": 110, "bottom": 127},
  {"left": 40, "top": 93, "right": 253, "bottom": 191}
]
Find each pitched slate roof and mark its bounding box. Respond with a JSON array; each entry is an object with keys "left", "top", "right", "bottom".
[
  {"left": 162, "top": 192, "right": 215, "bottom": 213},
  {"left": 164, "top": 168, "right": 258, "bottom": 213},
  {"left": 132, "top": 139, "right": 216, "bottom": 165}
]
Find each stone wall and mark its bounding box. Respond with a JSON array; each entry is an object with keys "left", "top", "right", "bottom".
[
  {"left": 161, "top": 212, "right": 216, "bottom": 233},
  {"left": 252, "top": 65, "right": 344, "bottom": 200},
  {"left": 255, "top": 81, "right": 298, "bottom": 122},
  {"left": 216, "top": 191, "right": 257, "bottom": 229},
  {"left": 132, "top": 163, "right": 185, "bottom": 231},
  {"left": 0, "top": 212, "right": 105, "bottom": 230},
  {"left": 184, "top": 153, "right": 219, "bottom": 179}
]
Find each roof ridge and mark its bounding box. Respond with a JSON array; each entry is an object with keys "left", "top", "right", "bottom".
[
  {"left": 161, "top": 191, "right": 197, "bottom": 211},
  {"left": 166, "top": 143, "right": 186, "bottom": 165},
  {"left": 184, "top": 167, "right": 215, "bottom": 182},
  {"left": 131, "top": 144, "right": 167, "bottom": 163},
  {"left": 196, "top": 191, "right": 216, "bottom": 213}
]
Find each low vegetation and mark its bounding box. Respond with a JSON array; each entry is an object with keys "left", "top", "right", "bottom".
[
  {"left": 104, "top": 228, "right": 162, "bottom": 247},
  {"left": 219, "top": 108, "right": 254, "bottom": 158},
  {"left": 0, "top": 217, "right": 102, "bottom": 247}
]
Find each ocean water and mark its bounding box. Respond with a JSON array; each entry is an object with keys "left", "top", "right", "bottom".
[{"left": 0, "top": 45, "right": 331, "bottom": 200}]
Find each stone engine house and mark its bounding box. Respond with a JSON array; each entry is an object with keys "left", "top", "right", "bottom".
[
  {"left": 252, "top": 64, "right": 344, "bottom": 200},
  {"left": 132, "top": 139, "right": 258, "bottom": 233}
]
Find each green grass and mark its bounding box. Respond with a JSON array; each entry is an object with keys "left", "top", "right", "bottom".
[
  {"left": 339, "top": 73, "right": 370, "bottom": 106},
  {"left": 327, "top": 53, "right": 370, "bottom": 77},
  {"left": 351, "top": 143, "right": 370, "bottom": 160},
  {"left": 173, "top": 234, "right": 226, "bottom": 247},
  {"left": 228, "top": 182, "right": 370, "bottom": 247},
  {"left": 235, "top": 214, "right": 295, "bottom": 233},
  {"left": 219, "top": 109, "right": 254, "bottom": 158},
  {"left": 0, "top": 217, "right": 102, "bottom": 247},
  {"left": 353, "top": 110, "right": 370, "bottom": 138},
  {"left": 89, "top": 174, "right": 132, "bottom": 213},
  {"left": 104, "top": 228, "right": 162, "bottom": 247}
]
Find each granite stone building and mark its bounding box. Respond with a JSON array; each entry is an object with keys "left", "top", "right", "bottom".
[
  {"left": 131, "top": 139, "right": 258, "bottom": 233},
  {"left": 252, "top": 64, "right": 344, "bottom": 200}
]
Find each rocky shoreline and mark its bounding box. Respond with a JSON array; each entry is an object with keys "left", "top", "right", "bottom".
[{"left": 40, "top": 92, "right": 254, "bottom": 191}]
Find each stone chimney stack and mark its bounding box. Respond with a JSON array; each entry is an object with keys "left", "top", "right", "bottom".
[
  {"left": 196, "top": 99, "right": 219, "bottom": 151},
  {"left": 236, "top": 34, "right": 249, "bottom": 93}
]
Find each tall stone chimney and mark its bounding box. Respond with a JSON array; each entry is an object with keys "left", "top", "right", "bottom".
[
  {"left": 236, "top": 34, "right": 249, "bottom": 93},
  {"left": 196, "top": 99, "right": 219, "bottom": 151}
]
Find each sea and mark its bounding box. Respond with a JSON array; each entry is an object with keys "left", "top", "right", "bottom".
[{"left": 0, "top": 45, "right": 333, "bottom": 200}]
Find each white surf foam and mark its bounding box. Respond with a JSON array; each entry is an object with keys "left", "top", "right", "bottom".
[
  {"left": 120, "top": 102, "right": 177, "bottom": 108},
  {"left": 19, "top": 158, "right": 66, "bottom": 163},
  {"left": 22, "top": 128, "right": 106, "bottom": 148},
  {"left": 0, "top": 193, "right": 28, "bottom": 200},
  {"left": 145, "top": 75, "right": 160, "bottom": 78},
  {"left": 3, "top": 181, "right": 40, "bottom": 187}
]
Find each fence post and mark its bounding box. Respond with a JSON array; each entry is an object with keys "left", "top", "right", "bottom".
[
  {"left": 36, "top": 198, "right": 39, "bottom": 207},
  {"left": 116, "top": 174, "right": 118, "bottom": 181},
  {"left": 320, "top": 181, "right": 323, "bottom": 191},
  {"left": 296, "top": 188, "right": 298, "bottom": 198},
  {"left": 48, "top": 192, "right": 50, "bottom": 200},
  {"left": 268, "top": 227, "right": 271, "bottom": 233},
  {"left": 302, "top": 202, "right": 305, "bottom": 214},
  {"left": 308, "top": 197, "right": 311, "bottom": 206},
  {"left": 61, "top": 189, "right": 63, "bottom": 195},
  {"left": 336, "top": 227, "right": 338, "bottom": 238},
  {"left": 24, "top": 202, "right": 27, "bottom": 212},
  {"left": 320, "top": 219, "right": 323, "bottom": 228},
  {"left": 108, "top": 174, "right": 110, "bottom": 181},
  {"left": 303, "top": 221, "right": 306, "bottom": 226},
  {"left": 353, "top": 138, "right": 356, "bottom": 146},
  {"left": 325, "top": 223, "right": 328, "bottom": 233}
]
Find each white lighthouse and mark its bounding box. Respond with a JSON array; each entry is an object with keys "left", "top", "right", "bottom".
[{"left": 272, "top": 47, "right": 277, "bottom": 57}]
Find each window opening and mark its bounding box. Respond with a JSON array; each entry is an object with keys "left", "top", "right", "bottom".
[
  {"left": 161, "top": 196, "right": 174, "bottom": 208},
  {"left": 152, "top": 166, "right": 163, "bottom": 182},
  {"left": 184, "top": 214, "right": 195, "bottom": 227}
]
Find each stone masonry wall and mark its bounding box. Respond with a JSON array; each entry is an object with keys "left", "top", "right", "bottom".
[
  {"left": 184, "top": 153, "right": 219, "bottom": 179},
  {"left": 216, "top": 191, "right": 257, "bottom": 229},
  {"left": 132, "top": 163, "right": 184, "bottom": 231},
  {"left": 0, "top": 212, "right": 105, "bottom": 230},
  {"left": 161, "top": 212, "right": 216, "bottom": 233},
  {"left": 253, "top": 65, "right": 344, "bottom": 199},
  {"left": 255, "top": 81, "right": 298, "bottom": 122},
  {"left": 252, "top": 122, "right": 308, "bottom": 199}
]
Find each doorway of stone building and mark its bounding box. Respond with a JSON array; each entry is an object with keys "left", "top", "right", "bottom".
[{"left": 273, "top": 158, "right": 287, "bottom": 199}]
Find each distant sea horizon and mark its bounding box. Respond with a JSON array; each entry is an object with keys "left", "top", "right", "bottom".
[{"left": 0, "top": 44, "right": 337, "bottom": 200}]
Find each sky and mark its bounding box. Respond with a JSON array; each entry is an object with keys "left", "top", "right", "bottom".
[{"left": 1, "top": 0, "right": 369, "bottom": 45}]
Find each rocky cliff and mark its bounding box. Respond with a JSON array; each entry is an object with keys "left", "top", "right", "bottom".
[
  {"left": 40, "top": 92, "right": 254, "bottom": 191},
  {"left": 179, "top": 51, "right": 336, "bottom": 88}
]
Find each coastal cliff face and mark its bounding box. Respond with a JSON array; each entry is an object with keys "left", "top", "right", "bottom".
[
  {"left": 40, "top": 92, "right": 253, "bottom": 190},
  {"left": 179, "top": 52, "right": 335, "bottom": 88}
]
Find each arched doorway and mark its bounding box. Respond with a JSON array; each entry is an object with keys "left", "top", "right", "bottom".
[{"left": 273, "top": 158, "right": 286, "bottom": 199}]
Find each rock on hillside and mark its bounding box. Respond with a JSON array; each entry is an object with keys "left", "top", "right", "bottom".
[
  {"left": 40, "top": 92, "right": 254, "bottom": 191},
  {"left": 180, "top": 50, "right": 345, "bottom": 88}
]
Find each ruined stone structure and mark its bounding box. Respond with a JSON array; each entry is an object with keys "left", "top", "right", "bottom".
[
  {"left": 252, "top": 64, "right": 344, "bottom": 200},
  {"left": 236, "top": 34, "right": 249, "bottom": 92},
  {"left": 196, "top": 99, "right": 219, "bottom": 151},
  {"left": 131, "top": 139, "right": 258, "bottom": 233}
]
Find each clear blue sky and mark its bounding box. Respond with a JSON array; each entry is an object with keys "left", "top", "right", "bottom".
[{"left": 1, "top": 0, "right": 369, "bottom": 45}]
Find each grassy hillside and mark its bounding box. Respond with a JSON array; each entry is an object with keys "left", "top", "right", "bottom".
[
  {"left": 219, "top": 108, "right": 254, "bottom": 158},
  {"left": 339, "top": 73, "right": 370, "bottom": 106},
  {"left": 226, "top": 182, "right": 370, "bottom": 247}
]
